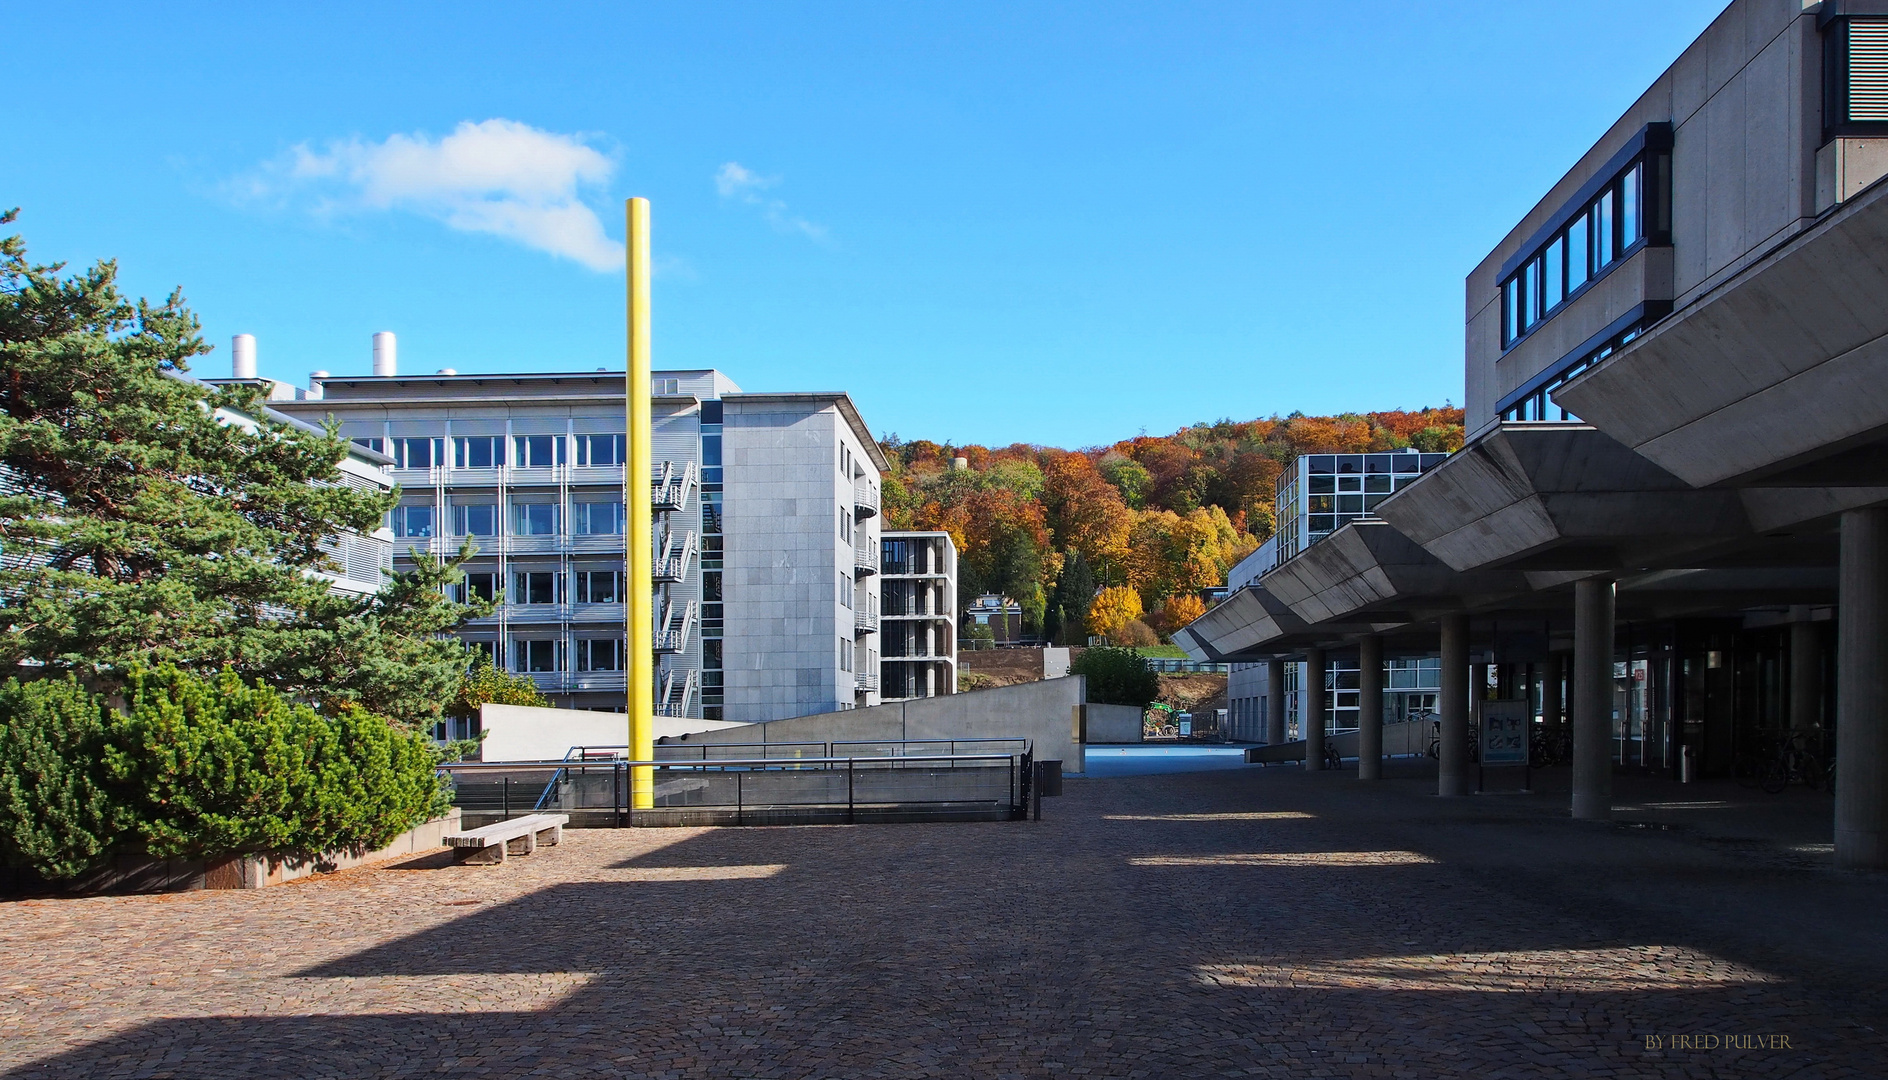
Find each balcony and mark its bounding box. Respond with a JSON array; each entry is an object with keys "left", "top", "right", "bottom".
[
  {"left": 853, "top": 482, "right": 878, "bottom": 519},
  {"left": 853, "top": 544, "right": 877, "bottom": 575},
  {"left": 854, "top": 610, "right": 879, "bottom": 634},
  {"left": 854, "top": 671, "right": 879, "bottom": 692}
]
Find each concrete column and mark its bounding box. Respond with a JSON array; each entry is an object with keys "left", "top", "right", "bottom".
[
  {"left": 1837, "top": 508, "right": 1888, "bottom": 868},
  {"left": 1304, "top": 647, "right": 1327, "bottom": 771},
  {"left": 1572, "top": 577, "right": 1615, "bottom": 820},
  {"left": 1358, "top": 635, "right": 1384, "bottom": 781},
  {"left": 1266, "top": 658, "right": 1286, "bottom": 745},
  {"left": 1542, "top": 653, "right": 1564, "bottom": 737},
  {"left": 1790, "top": 610, "right": 1820, "bottom": 732},
  {"left": 1438, "top": 614, "right": 1470, "bottom": 796}
]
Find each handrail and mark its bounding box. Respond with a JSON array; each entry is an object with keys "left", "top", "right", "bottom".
[{"left": 440, "top": 753, "right": 1019, "bottom": 770}]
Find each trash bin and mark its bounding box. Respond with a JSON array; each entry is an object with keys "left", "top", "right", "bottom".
[
  {"left": 1035, "top": 759, "right": 1063, "bottom": 797},
  {"left": 1679, "top": 744, "right": 1696, "bottom": 784}
]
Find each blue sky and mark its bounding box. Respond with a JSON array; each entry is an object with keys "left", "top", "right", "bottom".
[{"left": 4, "top": 1, "right": 1725, "bottom": 448}]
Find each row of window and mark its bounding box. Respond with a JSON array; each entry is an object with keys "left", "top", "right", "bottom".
[
  {"left": 1500, "top": 155, "right": 1659, "bottom": 349},
  {"left": 391, "top": 499, "right": 626, "bottom": 538},
  {"left": 357, "top": 434, "right": 629, "bottom": 470},
  {"left": 451, "top": 569, "right": 627, "bottom": 606},
  {"left": 1498, "top": 321, "right": 1645, "bottom": 423},
  {"left": 466, "top": 638, "right": 627, "bottom": 673}
]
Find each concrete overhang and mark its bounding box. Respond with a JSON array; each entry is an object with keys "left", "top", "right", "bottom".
[
  {"left": 1173, "top": 583, "right": 1311, "bottom": 662},
  {"left": 1376, "top": 426, "right": 1888, "bottom": 574},
  {"left": 1258, "top": 520, "right": 1531, "bottom": 627},
  {"left": 1553, "top": 171, "right": 1888, "bottom": 489}
]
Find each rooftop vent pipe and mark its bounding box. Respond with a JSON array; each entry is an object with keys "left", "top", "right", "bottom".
[
  {"left": 372, "top": 331, "right": 397, "bottom": 377},
  {"left": 232, "top": 334, "right": 257, "bottom": 379}
]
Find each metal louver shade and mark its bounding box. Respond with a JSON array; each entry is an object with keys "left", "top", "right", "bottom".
[{"left": 1852, "top": 21, "right": 1888, "bottom": 122}]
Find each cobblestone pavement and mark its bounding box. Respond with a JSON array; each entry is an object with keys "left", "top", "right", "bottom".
[{"left": 3, "top": 764, "right": 1885, "bottom": 1078}]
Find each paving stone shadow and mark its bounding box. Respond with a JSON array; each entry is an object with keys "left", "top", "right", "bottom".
[{"left": 7, "top": 773, "right": 1887, "bottom": 1078}]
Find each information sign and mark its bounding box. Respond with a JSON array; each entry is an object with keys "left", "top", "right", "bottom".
[{"left": 1480, "top": 699, "right": 1529, "bottom": 766}]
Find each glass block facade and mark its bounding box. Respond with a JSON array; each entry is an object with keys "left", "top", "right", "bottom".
[{"left": 1274, "top": 451, "right": 1450, "bottom": 562}]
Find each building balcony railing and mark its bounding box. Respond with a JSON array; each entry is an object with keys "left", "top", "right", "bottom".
[
  {"left": 853, "top": 610, "right": 879, "bottom": 634},
  {"left": 521, "top": 671, "right": 629, "bottom": 694},
  {"left": 853, "top": 544, "right": 878, "bottom": 575},
  {"left": 881, "top": 607, "right": 952, "bottom": 619},
  {"left": 658, "top": 667, "right": 698, "bottom": 717},
  {"left": 854, "top": 671, "right": 879, "bottom": 692},
  {"left": 880, "top": 560, "right": 949, "bottom": 578},
  {"left": 853, "top": 483, "right": 879, "bottom": 519}
]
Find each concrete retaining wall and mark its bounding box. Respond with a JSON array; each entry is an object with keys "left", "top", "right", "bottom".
[
  {"left": 1247, "top": 718, "right": 1433, "bottom": 763},
  {"left": 1, "top": 810, "right": 462, "bottom": 896},
  {"left": 1085, "top": 703, "right": 1144, "bottom": 744},
  {"left": 661, "top": 677, "right": 1088, "bottom": 773},
  {"left": 479, "top": 703, "right": 746, "bottom": 761}
]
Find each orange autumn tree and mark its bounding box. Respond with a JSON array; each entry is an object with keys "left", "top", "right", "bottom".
[
  {"left": 877, "top": 403, "right": 1461, "bottom": 640},
  {"left": 1087, "top": 586, "right": 1144, "bottom": 641}
]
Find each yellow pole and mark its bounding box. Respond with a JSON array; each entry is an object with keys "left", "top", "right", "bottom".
[{"left": 626, "top": 198, "right": 654, "bottom": 809}]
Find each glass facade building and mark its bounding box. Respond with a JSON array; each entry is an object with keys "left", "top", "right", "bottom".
[{"left": 1273, "top": 451, "right": 1450, "bottom": 562}]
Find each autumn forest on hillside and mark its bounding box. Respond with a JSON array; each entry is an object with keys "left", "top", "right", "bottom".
[{"left": 878, "top": 408, "right": 1465, "bottom": 647}]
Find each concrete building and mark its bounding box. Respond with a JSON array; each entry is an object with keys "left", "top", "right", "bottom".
[
  {"left": 879, "top": 531, "right": 958, "bottom": 701},
  {"left": 270, "top": 342, "right": 886, "bottom": 728},
  {"left": 1180, "top": 0, "right": 1888, "bottom": 866}
]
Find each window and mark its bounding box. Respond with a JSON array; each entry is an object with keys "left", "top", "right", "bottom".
[
  {"left": 391, "top": 504, "right": 434, "bottom": 537},
  {"left": 391, "top": 437, "right": 439, "bottom": 469},
  {"left": 700, "top": 492, "right": 724, "bottom": 535},
  {"left": 513, "top": 639, "right": 560, "bottom": 673},
  {"left": 575, "top": 433, "right": 626, "bottom": 466},
  {"left": 701, "top": 571, "right": 722, "bottom": 602},
  {"left": 575, "top": 638, "right": 625, "bottom": 672},
  {"left": 841, "top": 636, "right": 853, "bottom": 672},
  {"left": 513, "top": 571, "right": 558, "bottom": 605},
  {"left": 653, "top": 377, "right": 680, "bottom": 395},
  {"left": 467, "top": 640, "right": 500, "bottom": 667},
  {"left": 455, "top": 571, "right": 499, "bottom": 604},
  {"left": 513, "top": 434, "right": 564, "bottom": 468},
  {"left": 351, "top": 437, "right": 385, "bottom": 455},
  {"left": 513, "top": 502, "right": 558, "bottom": 535},
  {"left": 573, "top": 500, "right": 625, "bottom": 535},
  {"left": 452, "top": 503, "right": 498, "bottom": 537},
  {"left": 1499, "top": 154, "right": 1660, "bottom": 349},
  {"left": 453, "top": 436, "right": 504, "bottom": 469},
  {"left": 574, "top": 570, "right": 621, "bottom": 603},
  {"left": 839, "top": 571, "right": 853, "bottom": 609},
  {"left": 1499, "top": 320, "right": 1647, "bottom": 423}
]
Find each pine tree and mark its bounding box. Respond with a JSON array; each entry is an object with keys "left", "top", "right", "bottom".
[{"left": 0, "top": 211, "right": 477, "bottom": 728}]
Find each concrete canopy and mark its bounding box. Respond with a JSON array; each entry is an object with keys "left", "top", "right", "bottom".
[
  {"left": 1258, "top": 520, "right": 1531, "bottom": 628},
  {"left": 1553, "top": 173, "right": 1888, "bottom": 489},
  {"left": 1173, "top": 583, "right": 1311, "bottom": 662}
]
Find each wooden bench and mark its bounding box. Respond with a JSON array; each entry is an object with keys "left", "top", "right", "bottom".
[{"left": 441, "top": 813, "right": 569, "bottom": 865}]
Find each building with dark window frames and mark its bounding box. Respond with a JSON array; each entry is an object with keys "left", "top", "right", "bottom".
[{"left": 1181, "top": 0, "right": 1888, "bottom": 870}]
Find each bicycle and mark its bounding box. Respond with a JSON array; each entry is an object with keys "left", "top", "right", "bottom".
[{"left": 1323, "top": 743, "right": 1343, "bottom": 771}]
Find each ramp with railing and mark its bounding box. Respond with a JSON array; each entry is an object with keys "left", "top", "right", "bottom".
[{"left": 442, "top": 739, "right": 1033, "bottom": 827}]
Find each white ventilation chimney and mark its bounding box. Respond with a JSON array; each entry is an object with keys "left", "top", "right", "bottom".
[
  {"left": 372, "top": 331, "right": 397, "bottom": 377},
  {"left": 436, "top": 368, "right": 457, "bottom": 376},
  {"left": 307, "top": 371, "right": 328, "bottom": 400},
  {"left": 232, "top": 334, "right": 257, "bottom": 379}
]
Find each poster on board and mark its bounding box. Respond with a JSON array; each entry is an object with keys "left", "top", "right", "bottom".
[{"left": 1481, "top": 699, "right": 1529, "bottom": 766}]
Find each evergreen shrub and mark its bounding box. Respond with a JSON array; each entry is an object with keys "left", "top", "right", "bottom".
[
  {"left": 0, "top": 666, "right": 448, "bottom": 879},
  {"left": 1071, "top": 647, "right": 1161, "bottom": 708}
]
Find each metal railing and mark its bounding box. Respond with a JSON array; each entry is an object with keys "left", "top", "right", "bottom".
[
  {"left": 1142, "top": 658, "right": 1230, "bottom": 673},
  {"left": 853, "top": 483, "right": 879, "bottom": 517},
  {"left": 440, "top": 746, "right": 1030, "bottom": 825},
  {"left": 854, "top": 671, "right": 879, "bottom": 691},
  {"left": 854, "top": 609, "right": 879, "bottom": 633},
  {"left": 854, "top": 545, "right": 878, "bottom": 575}
]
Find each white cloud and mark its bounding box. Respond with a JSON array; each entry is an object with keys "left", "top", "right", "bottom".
[
  {"left": 715, "top": 160, "right": 829, "bottom": 243},
  {"left": 253, "top": 119, "right": 624, "bottom": 271}
]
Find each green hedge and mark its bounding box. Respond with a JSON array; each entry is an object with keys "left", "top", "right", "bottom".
[
  {"left": 0, "top": 666, "right": 448, "bottom": 880},
  {"left": 1071, "top": 646, "right": 1161, "bottom": 708}
]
